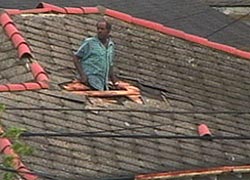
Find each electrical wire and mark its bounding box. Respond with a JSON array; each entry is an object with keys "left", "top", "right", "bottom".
[
  {"left": 21, "top": 132, "right": 250, "bottom": 140},
  {"left": 0, "top": 165, "right": 61, "bottom": 180},
  {"left": 205, "top": 11, "right": 250, "bottom": 38},
  {"left": 0, "top": 165, "right": 134, "bottom": 180}
]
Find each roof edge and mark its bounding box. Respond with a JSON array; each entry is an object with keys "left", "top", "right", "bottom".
[
  {"left": 2, "top": 2, "right": 250, "bottom": 60},
  {"left": 136, "top": 165, "right": 250, "bottom": 180}
]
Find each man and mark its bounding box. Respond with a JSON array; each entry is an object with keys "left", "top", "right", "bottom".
[{"left": 73, "top": 19, "right": 117, "bottom": 90}]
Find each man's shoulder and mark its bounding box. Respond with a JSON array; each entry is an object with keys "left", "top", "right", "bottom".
[{"left": 84, "top": 37, "right": 97, "bottom": 42}]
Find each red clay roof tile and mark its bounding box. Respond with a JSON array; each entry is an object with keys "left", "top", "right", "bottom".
[
  {"left": 0, "top": 13, "right": 13, "bottom": 27},
  {"left": 20, "top": 7, "right": 52, "bottom": 14},
  {"left": 36, "top": 2, "right": 67, "bottom": 13},
  {"left": 22, "top": 82, "right": 44, "bottom": 90},
  {"left": 4, "top": 23, "right": 18, "bottom": 37},
  {"left": 30, "top": 62, "right": 48, "bottom": 82},
  {"left": 17, "top": 43, "right": 32, "bottom": 58},
  {"left": 80, "top": 7, "right": 99, "bottom": 14},
  {"left": 64, "top": 7, "right": 85, "bottom": 14},
  {"left": 5, "top": 9, "right": 22, "bottom": 15},
  {"left": 0, "top": 12, "right": 48, "bottom": 92},
  {"left": 11, "top": 33, "right": 26, "bottom": 48},
  {"left": 105, "top": 9, "right": 133, "bottom": 23}
]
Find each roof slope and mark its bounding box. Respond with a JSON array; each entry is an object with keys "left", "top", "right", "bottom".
[
  {"left": 0, "top": 3, "right": 250, "bottom": 180},
  {"left": 1, "top": 0, "right": 250, "bottom": 51}
]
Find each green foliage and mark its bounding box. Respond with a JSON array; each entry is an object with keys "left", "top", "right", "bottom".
[
  {"left": 0, "top": 104, "right": 5, "bottom": 112},
  {"left": 0, "top": 105, "right": 34, "bottom": 180},
  {"left": 3, "top": 172, "right": 16, "bottom": 180},
  {"left": 12, "top": 140, "right": 34, "bottom": 156},
  {"left": 3, "top": 155, "right": 14, "bottom": 168},
  {"left": 1, "top": 127, "right": 34, "bottom": 180},
  {"left": 1, "top": 127, "right": 27, "bottom": 140}
]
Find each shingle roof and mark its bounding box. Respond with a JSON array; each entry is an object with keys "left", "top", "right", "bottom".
[{"left": 0, "top": 3, "right": 250, "bottom": 180}]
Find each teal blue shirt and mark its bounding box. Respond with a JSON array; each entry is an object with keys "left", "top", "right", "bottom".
[{"left": 75, "top": 37, "right": 115, "bottom": 90}]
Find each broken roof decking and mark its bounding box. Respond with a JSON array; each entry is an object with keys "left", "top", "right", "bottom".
[{"left": 0, "top": 3, "right": 250, "bottom": 180}]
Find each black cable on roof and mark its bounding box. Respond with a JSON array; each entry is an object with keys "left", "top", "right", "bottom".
[
  {"left": 0, "top": 164, "right": 134, "bottom": 180},
  {"left": 21, "top": 132, "right": 250, "bottom": 140},
  {"left": 0, "top": 165, "right": 61, "bottom": 180},
  {"left": 205, "top": 11, "right": 250, "bottom": 38}
]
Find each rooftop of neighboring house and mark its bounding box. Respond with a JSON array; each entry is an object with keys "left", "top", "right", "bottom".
[
  {"left": 0, "top": 2, "right": 250, "bottom": 180},
  {"left": 1, "top": 0, "right": 250, "bottom": 51}
]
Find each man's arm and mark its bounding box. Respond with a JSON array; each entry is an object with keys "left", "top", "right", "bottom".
[
  {"left": 72, "top": 55, "right": 88, "bottom": 84},
  {"left": 109, "top": 66, "right": 118, "bottom": 85}
]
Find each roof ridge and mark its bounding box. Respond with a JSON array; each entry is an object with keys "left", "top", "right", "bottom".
[
  {"left": 104, "top": 8, "right": 250, "bottom": 60},
  {"left": 4, "top": 2, "right": 250, "bottom": 60},
  {"left": 0, "top": 12, "right": 49, "bottom": 92}
]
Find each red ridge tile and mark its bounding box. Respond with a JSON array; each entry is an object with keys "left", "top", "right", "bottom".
[
  {"left": 17, "top": 43, "right": 32, "bottom": 58},
  {"left": 37, "top": 81, "right": 49, "bottom": 89},
  {"left": 81, "top": 7, "right": 99, "bottom": 14},
  {"left": 234, "top": 49, "right": 250, "bottom": 59},
  {"left": 22, "top": 82, "right": 43, "bottom": 90},
  {"left": 20, "top": 8, "right": 52, "bottom": 14},
  {"left": 18, "top": 167, "right": 37, "bottom": 180},
  {"left": 0, "top": 138, "right": 11, "bottom": 152},
  {"left": 64, "top": 7, "right": 85, "bottom": 14},
  {"left": 0, "top": 85, "right": 10, "bottom": 92},
  {"left": 4, "top": 23, "right": 19, "bottom": 38},
  {"left": 131, "top": 17, "right": 165, "bottom": 32},
  {"left": 184, "top": 34, "right": 209, "bottom": 46},
  {"left": 0, "top": 82, "right": 49, "bottom": 92},
  {"left": 36, "top": 2, "right": 66, "bottom": 13},
  {"left": 0, "top": 13, "right": 13, "bottom": 27},
  {"left": 0, "top": 13, "right": 33, "bottom": 58},
  {"left": 198, "top": 124, "right": 212, "bottom": 136},
  {"left": 36, "top": 73, "right": 49, "bottom": 82},
  {"left": 5, "top": 84, "right": 26, "bottom": 91},
  {"left": 132, "top": 17, "right": 159, "bottom": 30},
  {"left": 105, "top": 9, "right": 133, "bottom": 23},
  {"left": 30, "top": 62, "right": 48, "bottom": 82},
  {"left": 11, "top": 33, "right": 26, "bottom": 48},
  {"left": 5, "top": 9, "right": 22, "bottom": 15},
  {"left": 161, "top": 26, "right": 186, "bottom": 39}
]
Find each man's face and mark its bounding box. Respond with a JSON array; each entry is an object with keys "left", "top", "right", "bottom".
[{"left": 97, "top": 22, "right": 110, "bottom": 40}]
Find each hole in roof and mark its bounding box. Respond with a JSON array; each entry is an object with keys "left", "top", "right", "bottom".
[{"left": 59, "top": 80, "right": 144, "bottom": 105}]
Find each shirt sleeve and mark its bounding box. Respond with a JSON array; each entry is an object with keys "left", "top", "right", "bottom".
[{"left": 74, "top": 40, "right": 90, "bottom": 58}]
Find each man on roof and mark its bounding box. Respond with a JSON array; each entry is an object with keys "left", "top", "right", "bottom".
[{"left": 73, "top": 19, "right": 118, "bottom": 91}]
